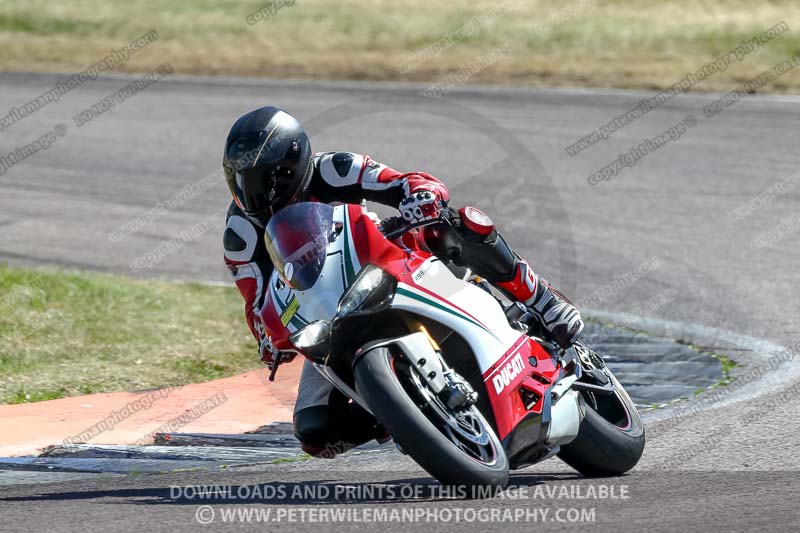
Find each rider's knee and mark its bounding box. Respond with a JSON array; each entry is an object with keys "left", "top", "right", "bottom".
[{"left": 294, "top": 405, "right": 331, "bottom": 456}]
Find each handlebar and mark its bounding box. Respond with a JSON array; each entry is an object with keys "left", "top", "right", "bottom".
[
  {"left": 379, "top": 215, "right": 449, "bottom": 239},
  {"left": 378, "top": 216, "right": 406, "bottom": 237}
]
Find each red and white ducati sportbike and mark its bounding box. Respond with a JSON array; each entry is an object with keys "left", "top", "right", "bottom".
[{"left": 265, "top": 202, "right": 645, "bottom": 488}]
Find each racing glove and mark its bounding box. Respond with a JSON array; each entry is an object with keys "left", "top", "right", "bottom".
[
  {"left": 256, "top": 323, "right": 297, "bottom": 369},
  {"left": 399, "top": 190, "right": 444, "bottom": 224}
]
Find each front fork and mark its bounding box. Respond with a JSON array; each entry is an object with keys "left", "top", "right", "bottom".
[{"left": 355, "top": 331, "right": 477, "bottom": 410}]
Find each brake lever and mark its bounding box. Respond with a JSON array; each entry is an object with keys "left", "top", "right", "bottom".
[
  {"left": 378, "top": 216, "right": 405, "bottom": 236},
  {"left": 268, "top": 357, "right": 282, "bottom": 381},
  {"left": 382, "top": 216, "right": 449, "bottom": 240}
]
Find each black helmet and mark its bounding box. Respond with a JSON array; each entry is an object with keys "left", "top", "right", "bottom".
[{"left": 223, "top": 106, "right": 312, "bottom": 225}]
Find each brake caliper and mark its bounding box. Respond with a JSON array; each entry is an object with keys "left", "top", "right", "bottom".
[{"left": 441, "top": 371, "right": 478, "bottom": 409}]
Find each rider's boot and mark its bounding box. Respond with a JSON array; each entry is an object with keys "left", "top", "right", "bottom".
[{"left": 495, "top": 257, "right": 584, "bottom": 350}]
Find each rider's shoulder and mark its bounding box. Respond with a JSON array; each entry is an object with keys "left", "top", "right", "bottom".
[
  {"left": 224, "top": 200, "right": 261, "bottom": 258},
  {"left": 314, "top": 151, "right": 368, "bottom": 185}
]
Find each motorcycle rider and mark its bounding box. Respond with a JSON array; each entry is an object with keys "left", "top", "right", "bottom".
[{"left": 223, "top": 106, "right": 584, "bottom": 457}]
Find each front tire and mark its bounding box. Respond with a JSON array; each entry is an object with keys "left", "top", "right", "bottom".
[
  {"left": 354, "top": 346, "right": 508, "bottom": 489},
  {"left": 558, "top": 369, "right": 645, "bottom": 476}
]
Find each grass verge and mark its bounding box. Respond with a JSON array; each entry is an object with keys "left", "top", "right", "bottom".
[
  {"left": 0, "top": 264, "right": 258, "bottom": 404},
  {"left": 1, "top": 1, "right": 800, "bottom": 92}
]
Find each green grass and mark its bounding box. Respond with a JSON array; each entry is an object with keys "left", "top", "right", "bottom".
[
  {"left": 0, "top": 0, "right": 799, "bottom": 91},
  {"left": 0, "top": 264, "right": 259, "bottom": 404},
  {"left": 0, "top": 14, "right": 99, "bottom": 35},
  {"left": 270, "top": 455, "right": 311, "bottom": 464},
  {"left": 710, "top": 353, "right": 738, "bottom": 388}
]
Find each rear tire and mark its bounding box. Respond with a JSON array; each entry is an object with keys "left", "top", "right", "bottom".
[
  {"left": 354, "top": 346, "right": 508, "bottom": 489},
  {"left": 558, "top": 370, "right": 645, "bottom": 476}
]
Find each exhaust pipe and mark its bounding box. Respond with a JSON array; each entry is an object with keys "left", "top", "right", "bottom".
[{"left": 545, "top": 390, "right": 584, "bottom": 447}]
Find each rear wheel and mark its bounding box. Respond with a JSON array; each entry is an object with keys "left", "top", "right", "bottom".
[
  {"left": 558, "top": 360, "right": 645, "bottom": 476},
  {"left": 558, "top": 342, "right": 645, "bottom": 477},
  {"left": 354, "top": 346, "right": 508, "bottom": 489}
]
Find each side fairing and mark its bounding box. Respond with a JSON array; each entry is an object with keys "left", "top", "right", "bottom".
[
  {"left": 392, "top": 257, "right": 523, "bottom": 374},
  {"left": 391, "top": 258, "right": 562, "bottom": 441}
]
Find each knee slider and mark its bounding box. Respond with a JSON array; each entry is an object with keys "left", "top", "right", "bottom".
[{"left": 293, "top": 406, "right": 331, "bottom": 448}]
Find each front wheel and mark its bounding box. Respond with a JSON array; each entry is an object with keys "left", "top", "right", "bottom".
[
  {"left": 354, "top": 346, "right": 508, "bottom": 489},
  {"left": 558, "top": 366, "right": 645, "bottom": 477}
]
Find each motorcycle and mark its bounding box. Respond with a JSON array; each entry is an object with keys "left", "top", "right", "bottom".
[{"left": 264, "top": 201, "right": 645, "bottom": 488}]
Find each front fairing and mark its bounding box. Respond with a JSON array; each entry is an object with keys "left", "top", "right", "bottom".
[{"left": 266, "top": 205, "right": 350, "bottom": 333}]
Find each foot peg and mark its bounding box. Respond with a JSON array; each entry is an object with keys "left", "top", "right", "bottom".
[{"left": 505, "top": 301, "right": 534, "bottom": 332}]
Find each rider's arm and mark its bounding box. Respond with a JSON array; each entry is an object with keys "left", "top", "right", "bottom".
[
  {"left": 308, "top": 152, "right": 450, "bottom": 208},
  {"left": 223, "top": 202, "right": 291, "bottom": 363},
  {"left": 224, "top": 204, "right": 268, "bottom": 340}
]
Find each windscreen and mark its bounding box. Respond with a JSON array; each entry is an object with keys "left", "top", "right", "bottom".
[{"left": 264, "top": 202, "right": 334, "bottom": 291}]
